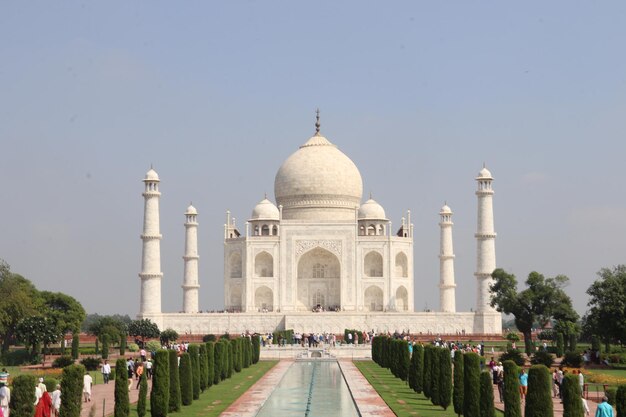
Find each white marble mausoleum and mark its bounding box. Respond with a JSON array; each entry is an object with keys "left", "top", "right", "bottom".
[{"left": 137, "top": 115, "right": 502, "bottom": 335}]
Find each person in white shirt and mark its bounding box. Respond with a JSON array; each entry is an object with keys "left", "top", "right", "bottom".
[
  {"left": 83, "top": 372, "right": 93, "bottom": 402},
  {"left": 0, "top": 375, "right": 10, "bottom": 417},
  {"left": 101, "top": 360, "right": 111, "bottom": 384},
  {"left": 51, "top": 385, "right": 61, "bottom": 417}
]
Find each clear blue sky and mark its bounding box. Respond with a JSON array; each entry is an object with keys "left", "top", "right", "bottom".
[{"left": 1, "top": 1, "right": 625, "bottom": 317}]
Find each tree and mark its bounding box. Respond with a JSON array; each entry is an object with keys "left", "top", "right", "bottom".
[
  {"left": 199, "top": 343, "right": 208, "bottom": 392},
  {"left": 168, "top": 349, "right": 181, "bottom": 412},
  {"left": 102, "top": 334, "right": 110, "bottom": 359},
  {"left": 616, "top": 384, "right": 626, "bottom": 417},
  {"left": 251, "top": 335, "right": 260, "bottom": 364},
  {"left": 128, "top": 319, "right": 160, "bottom": 347},
  {"left": 137, "top": 373, "right": 148, "bottom": 417},
  {"left": 584, "top": 265, "right": 626, "bottom": 351},
  {"left": 503, "top": 361, "right": 521, "bottom": 417},
  {"left": 150, "top": 350, "right": 170, "bottom": 417},
  {"left": 490, "top": 269, "right": 579, "bottom": 356},
  {"left": 72, "top": 332, "right": 80, "bottom": 360},
  {"left": 480, "top": 371, "right": 495, "bottom": 417},
  {"left": 114, "top": 358, "right": 130, "bottom": 417},
  {"left": 453, "top": 351, "right": 464, "bottom": 417},
  {"left": 431, "top": 347, "right": 441, "bottom": 406},
  {"left": 214, "top": 342, "right": 224, "bottom": 384},
  {"left": 160, "top": 329, "right": 179, "bottom": 346},
  {"left": 408, "top": 344, "right": 419, "bottom": 391},
  {"left": 40, "top": 291, "right": 86, "bottom": 342},
  {"left": 179, "top": 352, "right": 193, "bottom": 406},
  {"left": 60, "top": 364, "right": 86, "bottom": 417},
  {"left": 9, "top": 374, "right": 36, "bottom": 417},
  {"left": 188, "top": 344, "right": 201, "bottom": 400},
  {"left": 15, "top": 315, "right": 61, "bottom": 356},
  {"left": 463, "top": 353, "right": 480, "bottom": 417},
  {"left": 206, "top": 342, "right": 215, "bottom": 388},
  {"left": 556, "top": 332, "right": 564, "bottom": 357},
  {"left": 524, "top": 365, "right": 552, "bottom": 417},
  {"left": 423, "top": 345, "right": 433, "bottom": 399},
  {"left": 0, "top": 263, "right": 41, "bottom": 354},
  {"left": 562, "top": 373, "right": 583, "bottom": 417},
  {"left": 439, "top": 348, "right": 452, "bottom": 410},
  {"left": 232, "top": 339, "right": 242, "bottom": 373}
]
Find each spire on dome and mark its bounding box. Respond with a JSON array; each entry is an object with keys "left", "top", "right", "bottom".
[{"left": 315, "top": 108, "right": 321, "bottom": 135}]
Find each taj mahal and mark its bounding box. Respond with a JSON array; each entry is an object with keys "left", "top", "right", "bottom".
[{"left": 137, "top": 114, "right": 502, "bottom": 335}]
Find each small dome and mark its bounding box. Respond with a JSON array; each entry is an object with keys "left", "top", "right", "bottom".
[
  {"left": 250, "top": 198, "right": 279, "bottom": 221},
  {"left": 144, "top": 168, "right": 160, "bottom": 181},
  {"left": 440, "top": 204, "right": 452, "bottom": 214},
  {"left": 185, "top": 204, "right": 197, "bottom": 215},
  {"left": 358, "top": 198, "right": 387, "bottom": 220},
  {"left": 477, "top": 166, "right": 493, "bottom": 179}
]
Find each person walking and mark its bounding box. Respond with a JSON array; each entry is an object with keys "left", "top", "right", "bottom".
[
  {"left": 519, "top": 369, "right": 528, "bottom": 401},
  {"left": 82, "top": 371, "right": 92, "bottom": 402},
  {"left": 101, "top": 360, "right": 111, "bottom": 384},
  {"left": 595, "top": 396, "right": 614, "bottom": 417},
  {"left": 50, "top": 385, "right": 61, "bottom": 417},
  {"left": 0, "top": 373, "right": 10, "bottom": 417},
  {"left": 135, "top": 362, "right": 144, "bottom": 389}
]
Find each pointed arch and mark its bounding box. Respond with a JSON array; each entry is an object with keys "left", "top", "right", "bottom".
[
  {"left": 364, "top": 285, "right": 383, "bottom": 311},
  {"left": 254, "top": 251, "right": 273, "bottom": 277},
  {"left": 364, "top": 251, "right": 383, "bottom": 277},
  {"left": 395, "top": 286, "right": 408, "bottom": 311},
  {"left": 297, "top": 247, "right": 340, "bottom": 311},
  {"left": 254, "top": 286, "right": 273, "bottom": 311},
  {"left": 395, "top": 252, "right": 408, "bottom": 277}
]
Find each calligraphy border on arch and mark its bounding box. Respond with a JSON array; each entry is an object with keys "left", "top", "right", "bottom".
[{"left": 295, "top": 240, "right": 342, "bottom": 258}]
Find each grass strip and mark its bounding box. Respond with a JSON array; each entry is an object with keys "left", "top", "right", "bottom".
[
  {"left": 134, "top": 360, "right": 277, "bottom": 417},
  {"left": 355, "top": 360, "right": 503, "bottom": 417}
]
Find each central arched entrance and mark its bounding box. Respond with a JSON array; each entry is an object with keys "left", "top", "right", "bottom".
[{"left": 297, "top": 247, "right": 340, "bottom": 311}]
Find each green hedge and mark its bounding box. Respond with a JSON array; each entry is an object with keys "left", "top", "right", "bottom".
[
  {"left": 206, "top": 342, "right": 215, "bottom": 388},
  {"left": 344, "top": 329, "right": 364, "bottom": 344},
  {"left": 137, "top": 373, "right": 148, "bottom": 417},
  {"left": 439, "top": 348, "right": 452, "bottom": 410},
  {"left": 252, "top": 336, "right": 260, "bottom": 364},
  {"left": 562, "top": 373, "right": 583, "bottom": 417},
  {"left": 199, "top": 344, "right": 208, "bottom": 392},
  {"left": 480, "top": 371, "right": 495, "bottom": 417},
  {"left": 9, "top": 374, "right": 36, "bottom": 417},
  {"left": 150, "top": 350, "right": 170, "bottom": 417},
  {"left": 525, "top": 365, "right": 552, "bottom": 417},
  {"left": 463, "top": 353, "right": 480, "bottom": 417},
  {"left": 168, "top": 350, "right": 181, "bottom": 412},
  {"left": 179, "top": 352, "right": 192, "bottom": 406},
  {"left": 423, "top": 345, "right": 433, "bottom": 399},
  {"left": 453, "top": 351, "right": 464, "bottom": 417},
  {"left": 114, "top": 358, "right": 129, "bottom": 417},
  {"left": 616, "top": 384, "right": 626, "bottom": 417},
  {"left": 503, "top": 361, "right": 521, "bottom": 417},
  {"left": 188, "top": 345, "right": 200, "bottom": 400},
  {"left": 60, "top": 364, "right": 85, "bottom": 417}
]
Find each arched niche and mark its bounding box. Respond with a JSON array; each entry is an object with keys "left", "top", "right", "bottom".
[
  {"left": 254, "top": 286, "right": 273, "bottom": 311},
  {"left": 297, "top": 247, "right": 340, "bottom": 311},
  {"left": 364, "top": 285, "right": 383, "bottom": 312},
  {"left": 395, "top": 286, "right": 408, "bottom": 311},
  {"left": 364, "top": 251, "right": 383, "bottom": 277},
  {"left": 395, "top": 252, "right": 408, "bottom": 277},
  {"left": 254, "top": 251, "right": 273, "bottom": 277}
]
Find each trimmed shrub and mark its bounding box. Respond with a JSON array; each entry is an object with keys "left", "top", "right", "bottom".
[
  {"left": 500, "top": 349, "right": 525, "bottom": 367},
  {"left": 530, "top": 350, "right": 553, "bottom": 368},
  {"left": 506, "top": 333, "right": 520, "bottom": 342},
  {"left": 114, "top": 358, "right": 129, "bottom": 417},
  {"left": 480, "top": 371, "right": 495, "bottom": 417},
  {"left": 188, "top": 345, "right": 200, "bottom": 400},
  {"left": 423, "top": 345, "right": 433, "bottom": 399},
  {"left": 102, "top": 334, "right": 110, "bottom": 359},
  {"left": 227, "top": 342, "right": 234, "bottom": 378},
  {"left": 431, "top": 347, "right": 441, "bottom": 406},
  {"left": 202, "top": 334, "right": 217, "bottom": 343},
  {"left": 242, "top": 338, "right": 251, "bottom": 369},
  {"left": 556, "top": 333, "right": 564, "bottom": 357},
  {"left": 607, "top": 387, "right": 618, "bottom": 406},
  {"left": 562, "top": 351, "right": 583, "bottom": 367},
  {"left": 168, "top": 350, "right": 181, "bottom": 413},
  {"left": 206, "top": 342, "right": 215, "bottom": 388},
  {"left": 52, "top": 355, "right": 74, "bottom": 368},
  {"left": 80, "top": 357, "right": 101, "bottom": 371},
  {"left": 453, "top": 351, "right": 464, "bottom": 417},
  {"left": 150, "top": 349, "right": 170, "bottom": 417},
  {"left": 128, "top": 343, "right": 140, "bottom": 352},
  {"left": 397, "top": 340, "right": 410, "bottom": 381},
  {"left": 569, "top": 334, "right": 578, "bottom": 352},
  {"left": 120, "top": 334, "right": 126, "bottom": 356},
  {"left": 60, "top": 364, "right": 85, "bottom": 417},
  {"left": 562, "top": 373, "right": 583, "bottom": 417},
  {"left": 72, "top": 332, "right": 80, "bottom": 360},
  {"left": 199, "top": 344, "right": 208, "bottom": 392},
  {"left": 137, "top": 373, "right": 148, "bottom": 417},
  {"left": 408, "top": 344, "right": 419, "bottom": 391},
  {"left": 214, "top": 341, "right": 225, "bottom": 383},
  {"left": 252, "top": 335, "right": 260, "bottom": 364},
  {"left": 9, "top": 374, "right": 36, "bottom": 417},
  {"left": 525, "top": 365, "right": 552, "bottom": 417},
  {"left": 616, "top": 385, "right": 626, "bottom": 417},
  {"left": 591, "top": 335, "right": 601, "bottom": 353},
  {"left": 439, "top": 348, "right": 452, "bottom": 410},
  {"left": 43, "top": 378, "right": 58, "bottom": 392},
  {"left": 463, "top": 352, "right": 481, "bottom": 417},
  {"left": 414, "top": 344, "right": 425, "bottom": 393},
  {"left": 179, "top": 353, "right": 193, "bottom": 406},
  {"left": 232, "top": 339, "right": 242, "bottom": 373},
  {"left": 503, "top": 361, "right": 521, "bottom": 417}
]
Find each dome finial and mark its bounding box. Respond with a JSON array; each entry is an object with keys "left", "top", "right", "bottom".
[
  {"left": 369, "top": 191, "right": 373, "bottom": 200},
  {"left": 315, "top": 108, "right": 321, "bottom": 135},
  {"left": 264, "top": 192, "right": 267, "bottom": 199}
]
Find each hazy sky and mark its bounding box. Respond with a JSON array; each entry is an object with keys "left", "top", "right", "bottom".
[{"left": 1, "top": 2, "right": 625, "bottom": 318}]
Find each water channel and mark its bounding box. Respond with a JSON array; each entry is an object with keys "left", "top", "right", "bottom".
[{"left": 255, "top": 360, "right": 360, "bottom": 417}]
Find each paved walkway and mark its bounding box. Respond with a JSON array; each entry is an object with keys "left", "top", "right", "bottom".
[
  {"left": 79, "top": 378, "right": 150, "bottom": 417},
  {"left": 338, "top": 360, "right": 396, "bottom": 417}
]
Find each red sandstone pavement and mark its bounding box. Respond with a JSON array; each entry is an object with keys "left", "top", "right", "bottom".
[
  {"left": 78, "top": 378, "right": 150, "bottom": 417},
  {"left": 338, "top": 360, "right": 396, "bottom": 417}
]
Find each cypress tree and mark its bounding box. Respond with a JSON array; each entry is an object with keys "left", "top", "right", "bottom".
[
  {"left": 562, "top": 373, "right": 583, "bottom": 417},
  {"left": 453, "top": 350, "right": 464, "bottom": 417},
  {"left": 409, "top": 344, "right": 418, "bottom": 391},
  {"left": 480, "top": 371, "right": 495, "bottom": 417},
  {"left": 503, "top": 361, "right": 522, "bottom": 417},
  {"left": 431, "top": 347, "right": 441, "bottom": 406},
  {"left": 569, "top": 334, "right": 578, "bottom": 352},
  {"left": 616, "top": 384, "right": 626, "bottom": 417},
  {"left": 150, "top": 349, "right": 170, "bottom": 417},
  {"left": 243, "top": 338, "right": 251, "bottom": 368},
  {"left": 102, "top": 334, "right": 110, "bottom": 360},
  {"left": 137, "top": 373, "right": 148, "bottom": 417},
  {"left": 398, "top": 340, "right": 410, "bottom": 381},
  {"left": 9, "top": 374, "right": 36, "bottom": 417},
  {"left": 199, "top": 343, "right": 208, "bottom": 392},
  {"left": 525, "top": 365, "right": 552, "bottom": 417},
  {"left": 556, "top": 333, "right": 564, "bottom": 357},
  {"left": 214, "top": 341, "right": 225, "bottom": 382},
  {"left": 168, "top": 350, "right": 181, "bottom": 413},
  {"left": 463, "top": 352, "right": 481, "bottom": 417},
  {"left": 120, "top": 334, "right": 127, "bottom": 356},
  {"left": 206, "top": 342, "right": 215, "bottom": 388},
  {"left": 414, "top": 344, "right": 425, "bottom": 393},
  {"left": 60, "top": 364, "right": 85, "bottom": 417},
  {"left": 71, "top": 332, "right": 80, "bottom": 360},
  {"left": 252, "top": 335, "right": 260, "bottom": 364},
  {"left": 179, "top": 352, "right": 193, "bottom": 406},
  {"left": 114, "top": 358, "right": 130, "bottom": 417},
  {"left": 439, "top": 347, "right": 452, "bottom": 410},
  {"left": 227, "top": 341, "right": 234, "bottom": 378},
  {"left": 423, "top": 345, "right": 433, "bottom": 399},
  {"left": 232, "top": 339, "right": 242, "bottom": 373},
  {"left": 188, "top": 345, "right": 201, "bottom": 400}
]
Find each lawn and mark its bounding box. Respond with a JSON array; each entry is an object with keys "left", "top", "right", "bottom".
[
  {"left": 355, "top": 360, "right": 503, "bottom": 417},
  {"left": 133, "top": 360, "right": 277, "bottom": 417}
]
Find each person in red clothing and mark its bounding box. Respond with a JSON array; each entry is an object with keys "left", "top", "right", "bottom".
[{"left": 34, "top": 391, "right": 52, "bottom": 417}]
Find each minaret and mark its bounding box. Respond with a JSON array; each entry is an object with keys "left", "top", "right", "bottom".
[
  {"left": 182, "top": 204, "right": 200, "bottom": 313},
  {"left": 439, "top": 203, "right": 456, "bottom": 312},
  {"left": 474, "top": 165, "right": 497, "bottom": 312},
  {"left": 139, "top": 167, "right": 163, "bottom": 315}
]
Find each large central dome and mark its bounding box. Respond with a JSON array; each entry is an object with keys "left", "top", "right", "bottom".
[{"left": 274, "top": 132, "right": 363, "bottom": 221}]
